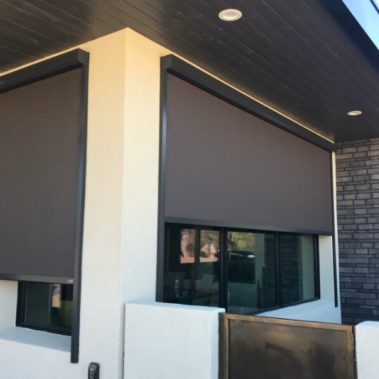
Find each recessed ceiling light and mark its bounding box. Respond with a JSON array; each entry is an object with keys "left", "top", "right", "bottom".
[
  {"left": 347, "top": 110, "right": 363, "bottom": 116},
  {"left": 218, "top": 8, "right": 243, "bottom": 22}
]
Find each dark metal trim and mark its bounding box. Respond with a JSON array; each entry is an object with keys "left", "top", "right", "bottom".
[
  {"left": 164, "top": 216, "right": 334, "bottom": 236},
  {"left": 222, "top": 312, "right": 354, "bottom": 331},
  {"left": 314, "top": 236, "right": 321, "bottom": 299},
  {"left": 15, "top": 282, "right": 24, "bottom": 328},
  {"left": 220, "top": 230, "right": 228, "bottom": 310},
  {"left": 370, "top": 0, "right": 379, "bottom": 13},
  {"left": 322, "top": 0, "right": 379, "bottom": 70},
  {"left": 330, "top": 153, "right": 339, "bottom": 308},
  {"left": 16, "top": 323, "right": 71, "bottom": 336},
  {"left": 70, "top": 50, "right": 89, "bottom": 364},
  {"left": 156, "top": 57, "right": 169, "bottom": 302},
  {"left": 2, "top": 49, "right": 89, "bottom": 364},
  {"left": 0, "top": 49, "right": 88, "bottom": 93},
  {"left": 162, "top": 55, "right": 335, "bottom": 152},
  {"left": 275, "top": 233, "right": 282, "bottom": 307},
  {"left": 0, "top": 274, "right": 73, "bottom": 284}
]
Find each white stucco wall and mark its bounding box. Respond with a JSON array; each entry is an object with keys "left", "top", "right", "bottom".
[
  {"left": 124, "top": 302, "right": 223, "bottom": 379},
  {"left": 0, "top": 281, "right": 17, "bottom": 329},
  {"left": 0, "top": 329, "right": 74, "bottom": 379},
  {"left": 355, "top": 321, "right": 379, "bottom": 379},
  {"left": 0, "top": 29, "right": 129, "bottom": 379},
  {"left": 122, "top": 30, "right": 168, "bottom": 303}
]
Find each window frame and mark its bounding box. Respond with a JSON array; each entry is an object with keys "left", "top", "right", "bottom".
[
  {"left": 16, "top": 281, "right": 73, "bottom": 336},
  {"left": 162, "top": 222, "right": 320, "bottom": 315},
  {"left": 157, "top": 55, "right": 338, "bottom": 310}
]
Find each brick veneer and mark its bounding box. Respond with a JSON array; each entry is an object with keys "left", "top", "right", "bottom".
[{"left": 336, "top": 138, "right": 379, "bottom": 324}]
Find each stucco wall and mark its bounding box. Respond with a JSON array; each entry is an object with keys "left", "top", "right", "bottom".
[
  {"left": 122, "top": 30, "right": 168, "bottom": 303},
  {"left": 0, "top": 281, "right": 17, "bottom": 329},
  {"left": 355, "top": 321, "right": 379, "bottom": 379},
  {"left": 0, "top": 29, "right": 128, "bottom": 379},
  {"left": 124, "top": 302, "right": 223, "bottom": 379}
]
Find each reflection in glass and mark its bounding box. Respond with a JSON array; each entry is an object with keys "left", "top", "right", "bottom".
[
  {"left": 163, "top": 223, "right": 318, "bottom": 315},
  {"left": 180, "top": 228, "right": 196, "bottom": 264},
  {"left": 200, "top": 230, "right": 219, "bottom": 263},
  {"left": 279, "top": 234, "right": 316, "bottom": 305},
  {"left": 164, "top": 225, "right": 220, "bottom": 307},
  {"left": 227, "top": 231, "right": 277, "bottom": 315},
  {"left": 19, "top": 282, "right": 73, "bottom": 334}
]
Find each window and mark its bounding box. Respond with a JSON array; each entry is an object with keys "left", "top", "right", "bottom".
[
  {"left": 164, "top": 226, "right": 220, "bottom": 307},
  {"left": 17, "top": 282, "right": 73, "bottom": 335},
  {"left": 163, "top": 224, "right": 319, "bottom": 314},
  {"left": 0, "top": 50, "right": 89, "bottom": 363}
]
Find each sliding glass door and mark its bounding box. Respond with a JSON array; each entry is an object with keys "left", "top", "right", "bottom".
[
  {"left": 227, "top": 231, "right": 277, "bottom": 314},
  {"left": 163, "top": 223, "right": 319, "bottom": 315}
]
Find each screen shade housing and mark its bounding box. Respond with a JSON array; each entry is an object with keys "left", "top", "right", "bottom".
[
  {"left": 164, "top": 74, "right": 333, "bottom": 235},
  {"left": 0, "top": 68, "right": 85, "bottom": 282}
]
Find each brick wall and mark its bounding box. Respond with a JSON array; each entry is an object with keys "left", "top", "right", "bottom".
[
  {"left": 336, "top": 138, "right": 379, "bottom": 324},
  {"left": 279, "top": 234, "right": 302, "bottom": 304}
]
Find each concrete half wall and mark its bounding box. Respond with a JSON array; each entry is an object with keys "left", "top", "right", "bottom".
[{"left": 124, "top": 302, "right": 223, "bottom": 379}]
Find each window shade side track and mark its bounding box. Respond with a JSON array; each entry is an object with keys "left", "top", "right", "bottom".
[{"left": 0, "top": 49, "right": 89, "bottom": 363}]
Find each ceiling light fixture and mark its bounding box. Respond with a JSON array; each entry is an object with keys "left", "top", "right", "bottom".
[
  {"left": 347, "top": 110, "right": 363, "bottom": 116},
  {"left": 218, "top": 8, "right": 243, "bottom": 22}
]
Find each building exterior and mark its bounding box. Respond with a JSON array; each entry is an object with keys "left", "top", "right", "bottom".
[
  {"left": 0, "top": 1, "right": 378, "bottom": 379},
  {"left": 0, "top": 27, "right": 340, "bottom": 379}
]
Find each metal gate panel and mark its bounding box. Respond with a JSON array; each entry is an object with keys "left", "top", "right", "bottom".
[{"left": 220, "top": 314, "right": 355, "bottom": 379}]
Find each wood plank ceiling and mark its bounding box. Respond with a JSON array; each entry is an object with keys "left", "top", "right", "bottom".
[{"left": 0, "top": 0, "right": 378, "bottom": 143}]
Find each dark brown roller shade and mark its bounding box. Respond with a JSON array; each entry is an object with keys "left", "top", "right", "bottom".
[
  {"left": 0, "top": 68, "right": 84, "bottom": 281},
  {"left": 164, "top": 74, "right": 333, "bottom": 234}
]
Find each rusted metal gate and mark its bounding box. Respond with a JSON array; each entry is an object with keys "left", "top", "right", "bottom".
[{"left": 220, "top": 314, "right": 355, "bottom": 379}]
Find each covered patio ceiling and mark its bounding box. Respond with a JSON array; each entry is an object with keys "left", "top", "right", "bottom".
[{"left": 0, "top": 0, "right": 378, "bottom": 143}]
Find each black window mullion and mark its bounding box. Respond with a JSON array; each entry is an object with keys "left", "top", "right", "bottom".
[
  {"left": 220, "top": 228, "right": 228, "bottom": 310},
  {"left": 192, "top": 227, "right": 201, "bottom": 299},
  {"left": 16, "top": 282, "right": 26, "bottom": 327},
  {"left": 314, "top": 236, "right": 321, "bottom": 298},
  {"left": 276, "top": 233, "right": 282, "bottom": 308}
]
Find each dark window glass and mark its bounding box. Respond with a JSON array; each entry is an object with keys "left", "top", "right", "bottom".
[
  {"left": 279, "top": 234, "right": 316, "bottom": 305},
  {"left": 163, "top": 224, "right": 319, "bottom": 314},
  {"left": 164, "top": 226, "right": 220, "bottom": 306},
  {"left": 17, "top": 282, "right": 73, "bottom": 335},
  {"left": 227, "top": 231, "right": 277, "bottom": 314}
]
